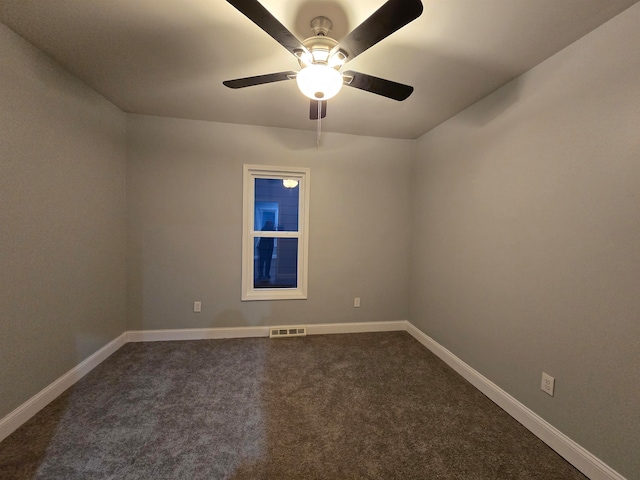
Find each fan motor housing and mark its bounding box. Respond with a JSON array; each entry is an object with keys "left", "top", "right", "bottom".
[{"left": 295, "top": 16, "right": 347, "bottom": 69}]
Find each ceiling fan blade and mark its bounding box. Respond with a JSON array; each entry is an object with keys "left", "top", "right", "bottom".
[
  {"left": 333, "top": 0, "right": 423, "bottom": 63},
  {"left": 343, "top": 70, "right": 414, "bottom": 101},
  {"left": 309, "top": 100, "right": 327, "bottom": 120},
  {"left": 226, "top": 0, "right": 308, "bottom": 57},
  {"left": 223, "top": 71, "right": 296, "bottom": 89}
]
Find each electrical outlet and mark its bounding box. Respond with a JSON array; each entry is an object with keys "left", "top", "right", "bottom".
[
  {"left": 354, "top": 297, "right": 361, "bottom": 308},
  {"left": 541, "top": 372, "right": 555, "bottom": 396},
  {"left": 193, "top": 301, "right": 202, "bottom": 313}
]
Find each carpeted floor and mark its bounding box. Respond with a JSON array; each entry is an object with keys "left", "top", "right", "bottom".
[{"left": 0, "top": 332, "right": 587, "bottom": 479}]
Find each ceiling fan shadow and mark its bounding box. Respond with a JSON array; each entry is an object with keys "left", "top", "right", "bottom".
[
  {"left": 456, "top": 75, "right": 523, "bottom": 127},
  {"left": 384, "top": 44, "right": 527, "bottom": 137}
]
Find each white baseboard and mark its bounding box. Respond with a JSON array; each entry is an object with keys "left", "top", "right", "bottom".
[
  {"left": 1, "top": 321, "right": 626, "bottom": 480},
  {"left": 306, "top": 320, "right": 406, "bottom": 336},
  {"left": 126, "top": 326, "right": 270, "bottom": 342},
  {"left": 404, "top": 321, "right": 626, "bottom": 480},
  {"left": 0, "top": 332, "right": 127, "bottom": 443},
  {"left": 125, "top": 321, "right": 406, "bottom": 342}
]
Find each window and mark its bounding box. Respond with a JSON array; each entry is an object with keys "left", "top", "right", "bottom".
[{"left": 242, "top": 165, "right": 310, "bottom": 301}]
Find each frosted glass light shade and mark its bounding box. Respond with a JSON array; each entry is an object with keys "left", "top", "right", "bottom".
[
  {"left": 296, "top": 65, "right": 343, "bottom": 100},
  {"left": 282, "top": 179, "right": 299, "bottom": 188}
]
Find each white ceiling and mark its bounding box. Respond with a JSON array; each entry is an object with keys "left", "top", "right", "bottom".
[{"left": 2, "top": 0, "right": 638, "bottom": 139}]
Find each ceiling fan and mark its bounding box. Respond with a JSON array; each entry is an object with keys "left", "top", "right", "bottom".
[{"left": 223, "top": 0, "right": 423, "bottom": 120}]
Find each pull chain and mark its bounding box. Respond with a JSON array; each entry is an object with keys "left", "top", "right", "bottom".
[{"left": 316, "top": 100, "right": 322, "bottom": 149}]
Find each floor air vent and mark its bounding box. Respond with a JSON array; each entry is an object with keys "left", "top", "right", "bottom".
[{"left": 269, "top": 326, "right": 307, "bottom": 338}]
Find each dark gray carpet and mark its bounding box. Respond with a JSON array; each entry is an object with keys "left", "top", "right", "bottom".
[{"left": 0, "top": 332, "right": 587, "bottom": 479}]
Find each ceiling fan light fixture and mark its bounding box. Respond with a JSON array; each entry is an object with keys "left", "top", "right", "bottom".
[
  {"left": 328, "top": 50, "right": 347, "bottom": 68},
  {"left": 296, "top": 64, "right": 343, "bottom": 100},
  {"left": 311, "top": 49, "right": 330, "bottom": 64}
]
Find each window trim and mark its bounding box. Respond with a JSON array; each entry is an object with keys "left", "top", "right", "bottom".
[{"left": 242, "top": 164, "right": 310, "bottom": 301}]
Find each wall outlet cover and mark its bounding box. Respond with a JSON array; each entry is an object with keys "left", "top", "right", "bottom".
[{"left": 541, "top": 372, "right": 555, "bottom": 396}]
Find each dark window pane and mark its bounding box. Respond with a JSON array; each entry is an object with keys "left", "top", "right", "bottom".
[
  {"left": 254, "top": 178, "right": 299, "bottom": 232},
  {"left": 254, "top": 237, "right": 298, "bottom": 289}
]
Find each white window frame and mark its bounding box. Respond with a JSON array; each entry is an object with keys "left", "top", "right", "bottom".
[{"left": 242, "top": 164, "right": 310, "bottom": 301}]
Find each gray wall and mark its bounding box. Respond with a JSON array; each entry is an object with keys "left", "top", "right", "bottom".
[
  {"left": 410, "top": 5, "right": 640, "bottom": 479},
  {"left": 126, "top": 115, "right": 413, "bottom": 331},
  {"left": 0, "top": 24, "right": 127, "bottom": 418}
]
